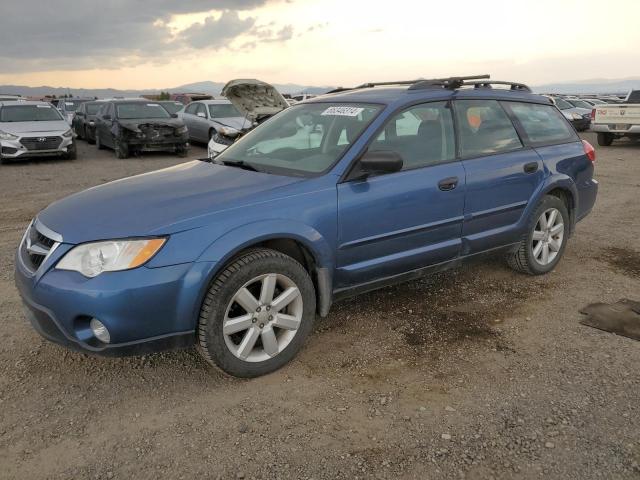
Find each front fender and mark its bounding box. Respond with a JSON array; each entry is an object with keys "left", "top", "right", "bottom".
[{"left": 197, "top": 219, "right": 335, "bottom": 271}]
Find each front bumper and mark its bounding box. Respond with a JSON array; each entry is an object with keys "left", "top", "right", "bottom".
[
  {"left": 207, "top": 134, "right": 235, "bottom": 158},
  {"left": 1, "top": 135, "right": 74, "bottom": 159},
  {"left": 15, "top": 244, "right": 215, "bottom": 356}
]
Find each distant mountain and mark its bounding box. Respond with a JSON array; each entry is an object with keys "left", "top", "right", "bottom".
[
  {"left": 532, "top": 77, "right": 640, "bottom": 94},
  {"left": 0, "top": 80, "right": 334, "bottom": 99}
]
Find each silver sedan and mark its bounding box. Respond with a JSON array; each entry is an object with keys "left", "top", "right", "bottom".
[{"left": 179, "top": 99, "right": 251, "bottom": 144}]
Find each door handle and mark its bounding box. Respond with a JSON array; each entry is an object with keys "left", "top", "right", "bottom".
[
  {"left": 524, "top": 161, "right": 539, "bottom": 174},
  {"left": 438, "top": 176, "right": 459, "bottom": 191}
]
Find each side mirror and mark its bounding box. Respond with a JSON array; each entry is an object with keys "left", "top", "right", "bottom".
[
  {"left": 349, "top": 150, "right": 403, "bottom": 180},
  {"left": 103, "top": 114, "right": 111, "bottom": 120},
  {"left": 171, "top": 113, "right": 178, "bottom": 118},
  {"left": 197, "top": 112, "right": 206, "bottom": 118}
]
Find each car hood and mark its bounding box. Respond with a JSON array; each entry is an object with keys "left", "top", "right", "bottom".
[
  {"left": 37, "top": 161, "right": 302, "bottom": 244},
  {"left": 0, "top": 120, "right": 70, "bottom": 135},
  {"left": 221, "top": 79, "right": 289, "bottom": 122},
  {"left": 118, "top": 117, "right": 185, "bottom": 130}
]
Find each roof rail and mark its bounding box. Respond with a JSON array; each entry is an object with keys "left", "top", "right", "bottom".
[{"left": 325, "top": 75, "right": 532, "bottom": 94}]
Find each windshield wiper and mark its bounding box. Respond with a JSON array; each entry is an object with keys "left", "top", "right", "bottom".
[{"left": 220, "top": 160, "right": 262, "bottom": 172}]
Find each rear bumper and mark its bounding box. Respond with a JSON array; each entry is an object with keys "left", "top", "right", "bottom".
[
  {"left": 576, "top": 178, "right": 598, "bottom": 222},
  {"left": 591, "top": 124, "right": 640, "bottom": 135}
]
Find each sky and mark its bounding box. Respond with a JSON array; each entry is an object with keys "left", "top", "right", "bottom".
[{"left": 1, "top": 0, "right": 639, "bottom": 89}]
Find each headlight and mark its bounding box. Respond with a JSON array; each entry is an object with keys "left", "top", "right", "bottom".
[
  {"left": 62, "top": 129, "right": 73, "bottom": 138},
  {"left": 0, "top": 130, "right": 18, "bottom": 140},
  {"left": 57, "top": 238, "right": 166, "bottom": 278},
  {"left": 218, "top": 126, "right": 239, "bottom": 137},
  {"left": 175, "top": 125, "right": 188, "bottom": 134}
]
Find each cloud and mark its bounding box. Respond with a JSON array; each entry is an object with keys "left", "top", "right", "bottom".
[{"left": 0, "top": 0, "right": 286, "bottom": 73}]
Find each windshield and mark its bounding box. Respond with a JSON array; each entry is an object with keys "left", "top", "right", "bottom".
[
  {"left": 0, "top": 104, "right": 63, "bottom": 122},
  {"left": 554, "top": 98, "right": 573, "bottom": 110},
  {"left": 116, "top": 103, "right": 171, "bottom": 119},
  {"left": 217, "top": 102, "right": 382, "bottom": 176},
  {"left": 61, "top": 100, "right": 85, "bottom": 111},
  {"left": 161, "top": 102, "right": 183, "bottom": 114},
  {"left": 209, "top": 103, "right": 241, "bottom": 118},
  {"left": 567, "top": 99, "right": 591, "bottom": 109},
  {"left": 86, "top": 103, "right": 101, "bottom": 114}
]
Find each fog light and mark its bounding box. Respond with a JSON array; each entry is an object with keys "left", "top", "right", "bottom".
[{"left": 90, "top": 318, "right": 110, "bottom": 343}]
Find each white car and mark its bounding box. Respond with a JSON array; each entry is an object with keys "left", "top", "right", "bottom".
[
  {"left": 0, "top": 101, "right": 76, "bottom": 163},
  {"left": 207, "top": 79, "right": 289, "bottom": 158}
]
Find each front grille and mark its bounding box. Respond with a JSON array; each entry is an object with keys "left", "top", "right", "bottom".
[
  {"left": 20, "top": 136, "right": 62, "bottom": 151},
  {"left": 139, "top": 124, "right": 176, "bottom": 140},
  {"left": 20, "top": 221, "right": 60, "bottom": 273}
]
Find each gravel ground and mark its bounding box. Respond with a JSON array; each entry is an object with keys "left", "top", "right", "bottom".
[{"left": 0, "top": 133, "right": 638, "bottom": 479}]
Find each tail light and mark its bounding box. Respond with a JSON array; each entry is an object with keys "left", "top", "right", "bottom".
[
  {"left": 582, "top": 139, "right": 596, "bottom": 163},
  {"left": 590, "top": 108, "right": 596, "bottom": 121}
]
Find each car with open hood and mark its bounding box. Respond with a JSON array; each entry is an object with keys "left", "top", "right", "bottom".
[
  {"left": 15, "top": 75, "right": 597, "bottom": 378},
  {"left": 93, "top": 99, "right": 189, "bottom": 158},
  {"left": 207, "top": 79, "right": 289, "bottom": 158},
  {"left": 0, "top": 101, "right": 76, "bottom": 162}
]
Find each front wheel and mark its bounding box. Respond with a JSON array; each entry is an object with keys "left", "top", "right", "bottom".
[
  {"left": 197, "top": 249, "right": 316, "bottom": 378},
  {"left": 597, "top": 132, "right": 614, "bottom": 146},
  {"left": 96, "top": 133, "right": 104, "bottom": 150},
  {"left": 114, "top": 139, "right": 129, "bottom": 159},
  {"left": 506, "top": 195, "right": 569, "bottom": 275}
]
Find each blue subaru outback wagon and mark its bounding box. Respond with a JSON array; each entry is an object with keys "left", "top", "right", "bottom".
[{"left": 15, "top": 76, "right": 598, "bottom": 377}]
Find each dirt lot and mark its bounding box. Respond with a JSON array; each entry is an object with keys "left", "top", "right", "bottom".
[{"left": 0, "top": 134, "right": 638, "bottom": 479}]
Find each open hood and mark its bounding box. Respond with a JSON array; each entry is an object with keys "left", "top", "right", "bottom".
[{"left": 221, "top": 79, "right": 289, "bottom": 122}]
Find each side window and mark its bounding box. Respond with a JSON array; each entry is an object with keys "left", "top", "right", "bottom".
[
  {"left": 107, "top": 103, "right": 115, "bottom": 117},
  {"left": 370, "top": 102, "right": 455, "bottom": 170},
  {"left": 195, "top": 103, "right": 207, "bottom": 118},
  {"left": 185, "top": 103, "right": 197, "bottom": 115},
  {"left": 505, "top": 102, "right": 577, "bottom": 145},
  {"left": 454, "top": 100, "right": 522, "bottom": 157}
]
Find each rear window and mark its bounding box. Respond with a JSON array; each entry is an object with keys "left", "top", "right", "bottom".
[
  {"left": 453, "top": 100, "right": 522, "bottom": 157},
  {"left": 506, "top": 102, "right": 576, "bottom": 145}
]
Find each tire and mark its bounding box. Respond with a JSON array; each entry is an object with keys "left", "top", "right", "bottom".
[
  {"left": 74, "top": 124, "right": 83, "bottom": 140},
  {"left": 96, "top": 133, "right": 104, "bottom": 150},
  {"left": 197, "top": 248, "right": 316, "bottom": 378},
  {"left": 209, "top": 129, "right": 216, "bottom": 141},
  {"left": 597, "top": 132, "right": 614, "bottom": 146},
  {"left": 506, "top": 195, "right": 569, "bottom": 275},
  {"left": 87, "top": 130, "right": 95, "bottom": 145},
  {"left": 114, "top": 139, "right": 129, "bottom": 159},
  {"left": 176, "top": 144, "right": 189, "bottom": 158},
  {"left": 82, "top": 126, "right": 87, "bottom": 141}
]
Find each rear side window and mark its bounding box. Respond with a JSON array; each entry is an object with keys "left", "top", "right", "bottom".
[
  {"left": 506, "top": 102, "right": 576, "bottom": 145},
  {"left": 370, "top": 102, "right": 455, "bottom": 169},
  {"left": 454, "top": 100, "right": 522, "bottom": 157}
]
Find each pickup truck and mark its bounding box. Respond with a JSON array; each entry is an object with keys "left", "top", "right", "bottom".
[{"left": 591, "top": 90, "right": 640, "bottom": 145}]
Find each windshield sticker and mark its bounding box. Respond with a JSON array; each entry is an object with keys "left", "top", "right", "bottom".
[
  {"left": 147, "top": 103, "right": 160, "bottom": 107},
  {"left": 36, "top": 105, "right": 51, "bottom": 108},
  {"left": 321, "top": 106, "right": 364, "bottom": 117},
  {"left": 65, "top": 102, "right": 74, "bottom": 106}
]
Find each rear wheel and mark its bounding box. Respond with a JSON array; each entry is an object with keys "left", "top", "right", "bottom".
[
  {"left": 197, "top": 248, "right": 316, "bottom": 378},
  {"left": 597, "top": 132, "right": 614, "bottom": 146},
  {"left": 506, "top": 195, "right": 569, "bottom": 275}
]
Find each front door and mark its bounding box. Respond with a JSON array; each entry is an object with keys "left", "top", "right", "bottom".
[{"left": 336, "top": 101, "right": 466, "bottom": 289}]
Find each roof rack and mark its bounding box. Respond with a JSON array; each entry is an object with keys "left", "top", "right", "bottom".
[{"left": 326, "top": 75, "right": 532, "bottom": 94}]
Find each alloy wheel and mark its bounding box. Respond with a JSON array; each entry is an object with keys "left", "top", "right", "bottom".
[
  {"left": 531, "top": 207, "right": 564, "bottom": 266},
  {"left": 223, "top": 273, "right": 303, "bottom": 362}
]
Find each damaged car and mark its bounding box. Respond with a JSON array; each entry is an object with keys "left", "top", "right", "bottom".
[
  {"left": 180, "top": 99, "right": 251, "bottom": 146},
  {"left": 94, "top": 100, "right": 189, "bottom": 158},
  {"left": 72, "top": 100, "right": 105, "bottom": 144},
  {"left": 207, "top": 79, "right": 289, "bottom": 158}
]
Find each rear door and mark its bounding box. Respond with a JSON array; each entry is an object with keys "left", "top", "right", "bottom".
[
  {"left": 453, "top": 99, "right": 545, "bottom": 254},
  {"left": 336, "top": 102, "right": 466, "bottom": 288}
]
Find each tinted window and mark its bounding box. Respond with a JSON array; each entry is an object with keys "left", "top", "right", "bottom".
[
  {"left": 219, "top": 103, "right": 381, "bottom": 175},
  {"left": 209, "top": 103, "right": 241, "bottom": 118},
  {"left": 506, "top": 102, "right": 576, "bottom": 145},
  {"left": 370, "top": 102, "right": 455, "bottom": 169},
  {"left": 0, "top": 104, "right": 63, "bottom": 122},
  {"left": 454, "top": 100, "right": 522, "bottom": 157},
  {"left": 115, "top": 102, "right": 170, "bottom": 119},
  {"left": 86, "top": 103, "right": 101, "bottom": 115}
]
